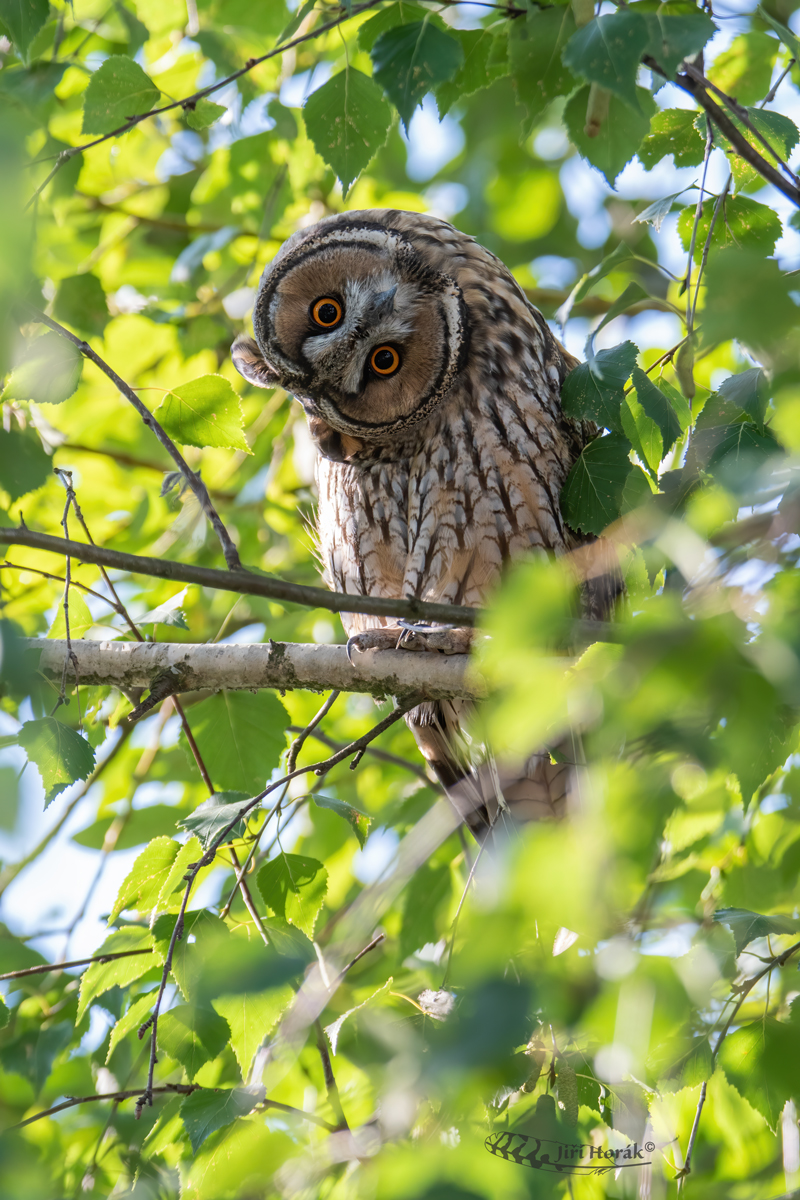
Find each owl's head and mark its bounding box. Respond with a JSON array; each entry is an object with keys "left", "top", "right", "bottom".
[{"left": 231, "top": 212, "right": 469, "bottom": 459}]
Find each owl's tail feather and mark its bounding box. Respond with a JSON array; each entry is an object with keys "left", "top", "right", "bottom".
[{"left": 407, "top": 700, "right": 571, "bottom": 842}]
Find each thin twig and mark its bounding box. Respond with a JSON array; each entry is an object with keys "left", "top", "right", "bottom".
[
  {"left": 287, "top": 692, "right": 341, "bottom": 775},
  {"left": 53, "top": 472, "right": 81, "bottom": 719},
  {"left": 677, "top": 937, "right": 800, "bottom": 1187},
  {"left": 684, "top": 121, "right": 714, "bottom": 330},
  {"left": 314, "top": 1018, "right": 349, "bottom": 1131},
  {"left": 0, "top": 948, "right": 152, "bottom": 983},
  {"left": 8, "top": 1085, "right": 200, "bottom": 1131},
  {"left": 0, "top": 526, "right": 480, "bottom": 626},
  {"left": 20, "top": 307, "right": 242, "bottom": 570},
  {"left": 691, "top": 176, "right": 731, "bottom": 329},
  {"left": 287, "top": 726, "right": 431, "bottom": 784}
]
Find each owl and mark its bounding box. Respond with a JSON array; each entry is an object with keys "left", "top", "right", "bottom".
[{"left": 232, "top": 209, "right": 593, "bottom": 839}]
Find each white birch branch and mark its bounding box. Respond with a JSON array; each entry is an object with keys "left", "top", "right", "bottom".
[{"left": 25, "top": 638, "right": 485, "bottom": 702}]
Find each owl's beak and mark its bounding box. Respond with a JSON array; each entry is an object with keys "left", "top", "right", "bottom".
[{"left": 367, "top": 284, "right": 397, "bottom": 322}]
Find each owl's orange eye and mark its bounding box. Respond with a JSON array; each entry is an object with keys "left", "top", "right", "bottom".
[
  {"left": 311, "top": 297, "right": 343, "bottom": 328},
  {"left": 370, "top": 345, "right": 401, "bottom": 376}
]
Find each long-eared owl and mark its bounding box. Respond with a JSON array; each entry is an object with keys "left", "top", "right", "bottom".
[{"left": 233, "top": 209, "right": 591, "bottom": 839}]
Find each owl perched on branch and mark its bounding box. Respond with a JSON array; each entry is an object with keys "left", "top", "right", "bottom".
[{"left": 233, "top": 209, "right": 596, "bottom": 839}]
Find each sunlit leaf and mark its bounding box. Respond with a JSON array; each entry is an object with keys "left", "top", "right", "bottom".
[
  {"left": 77, "top": 926, "right": 158, "bottom": 1020},
  {"left": 678, "top": 195, "right": 782, "bottom": 261},
  {"left": 107, "top": 990, "right": 158, "bottom": 1061},
  {"left": 108, "top": 837, "right": 181, "bottom": 923},
  {"left": 257, "top": 853, "right": 327, "bottom": 939},
  {"left": 180, "top": 1086, "right": 265, "bottom": 1154},
  {"left": 638, "top": 109, "right": 706, "bottom": 170},
  {"left": 184, "top": 99, "right": 226, "bottom": 130},
  {"left": 53, "top": 274, "right": 109, "bottom": 337},
  {"left": 7, "top": 331, "right": 83, "bottom": 405},
  {"left": 313, "top": 793, "right": 371, "bottom": 848},
  {"left": 156, "top": 375, "right": 249, "bottom": 453},
  {"left": 211, "top": 988, "right": 294, "bottom": 1077},
  {"left": 157, "top": 1003, "right": 230, "bottom": 1079},
  {"left": 81, "top": 55, "right": 160, "bottom": 135},
  {"left": 181, "top": 691, "right": 288, "bottom": 794},
  {"left": 18, "top": 718, "right": 95, "bottom": 805}
]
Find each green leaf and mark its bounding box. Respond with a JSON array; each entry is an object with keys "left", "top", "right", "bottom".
[
  {"left": 313, "top": 794, "right": 371, "bottom": 849},
  {"left": 0, "top": 995, "right": 8, "bottom": 1029},
  {"left": 508, "top": 7, "right": 577, "bottom": 134},
  {"left": 81, "top": 55, "right": 160, "bottom": 136},
  {"left": 18, "top": 718, "right": 95, "bottom": 806},
  {"left": 179, "top": 792, "right": 252, "bottom": 850},
  {"left": 648, "top": 1034, "right": 713, "bottom": 1088},
  {"left": 157, "top": 1003, "right": 230, "bottom": 1080},
  {"left": 371, "top": 20, "right": 464, "bottom": 131},
  {"left": 621, "top": 391, "right": 662, "bottom": 472},
  {"left": 77, "top": 927, "right": 158, "bottom": 1021},
  {"left": 713, "top": 907, "right": 800, "bottom": 955},
  {"left": 436, "top": 27, "right": 508, "bottom": 117},
  {"left": 561, "top": 12, "right": 650, "bottom": 112},
  {"left": 53, "top": 274, "right": 109, "bottom": 338},
  {"left": 718, "top": 367, "right": 770, "bottom": 428},
  {"left": 303, "top": 69, "right": 392, "bottom": 195},
  {"left": 631, "top": 367, "right": 682, "bottom": 455},
  {"left": 211, "top": 988, "right": 294, "bottom": 1078},
  {"left": 324, "top": 978, "right": 393, "bottom": 1054},
  {"left": 702, "top": 249, "right": 799, "bottom": 349},
  {"left": 638, "top": 108, "right": 706, "bottom": 170},
  {"left": 620, "top": 462, "right": 652, "bottom": 513},
  {"left": 184, "top": 99, "right": 226, "bottom": 130},
  {"left": 758, "top": 6, "right": 800, "bottom": 61},
  {"left": 182, "top": 691, "right": 288, "bottom": 795},
  {"left": 561, "top": 433, "right": 634, "bottom": 536},
  {"left": 180, "top": 1086, "right": 264, "bottom": 1155},
  {"left": 707, "top": 32, "right": 778, "bottom": 107},
  {"left": 108, "top": 836, "right": 181, "bottom": 923},
  {"left": 642, "top": 11, "right": 716, "bottom": 78},
  {"left": 155, "top": 375, "right": 250, "bottom": 453},
  {"left": 718, "top": 1018, "right": 800, "bottom": 1129},
  {"left": 257, "top": 853, "right": 328, "bottom": 939},
  {"left": 0, "top": 0, "right": 49, "bottom": 59},
  {"left": 634, "top": 189, "right": 689, "bottom": 234},
  {"left": 678, "top": 195, "right": 781, "bottom": 261},
  {"left": 563, "top": 84, "right": 655, "bottom": 185},
  {"left": 587, "top": 282, "right": 652, "bottom": 353},
  {"left": 561, "top": 341, "right": 638, "bottom": 433},
  {"left": 107, "top": 990, "right": 158, "bottom": 1061},
  {"left": 400, "top": 861, "right": 451, "bottom": 959},
  {"left": 0, "top": 427, "right": 50, "bottom": 502},
  {"left": 357, "top": 3, "right": 442, "bottom": 54},
  {"left": 7, "top": 331, "right": 83, "bottom": 405},
  {"left": 47, "top": 590, "right": 94, "bottom": 640},
  {"left": 155, "top": 836, "right": 204, "bottom": 911}
]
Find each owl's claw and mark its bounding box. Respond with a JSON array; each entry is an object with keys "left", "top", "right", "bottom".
[
  {"left": 397, "top": 622, "right": 473, "bottom": 655},
  {"left": 346, "top": 628, "right": 403, "bottom": 663}
]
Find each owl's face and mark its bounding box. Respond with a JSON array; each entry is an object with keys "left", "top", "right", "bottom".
[{"left": 232, "top": 217, "right": 468, "bottom": 457}]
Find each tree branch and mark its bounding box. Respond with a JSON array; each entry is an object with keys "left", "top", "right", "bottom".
[
  {"left": 670, "top": 64, "right": 800, "bottom": 208},
  {"left": 0, "top": 527, "right": 480, "bottom": 626},
  {"left": 19, "top": 307, "right": 242, "bottom": 570},
  {"left": 26, "top": 637, "right": 480, "bottom": 703}
]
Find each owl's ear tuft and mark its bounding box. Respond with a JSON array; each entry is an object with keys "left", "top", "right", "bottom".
[{"left": 231, "top": 335, "right": 281, "bottom": 389}]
